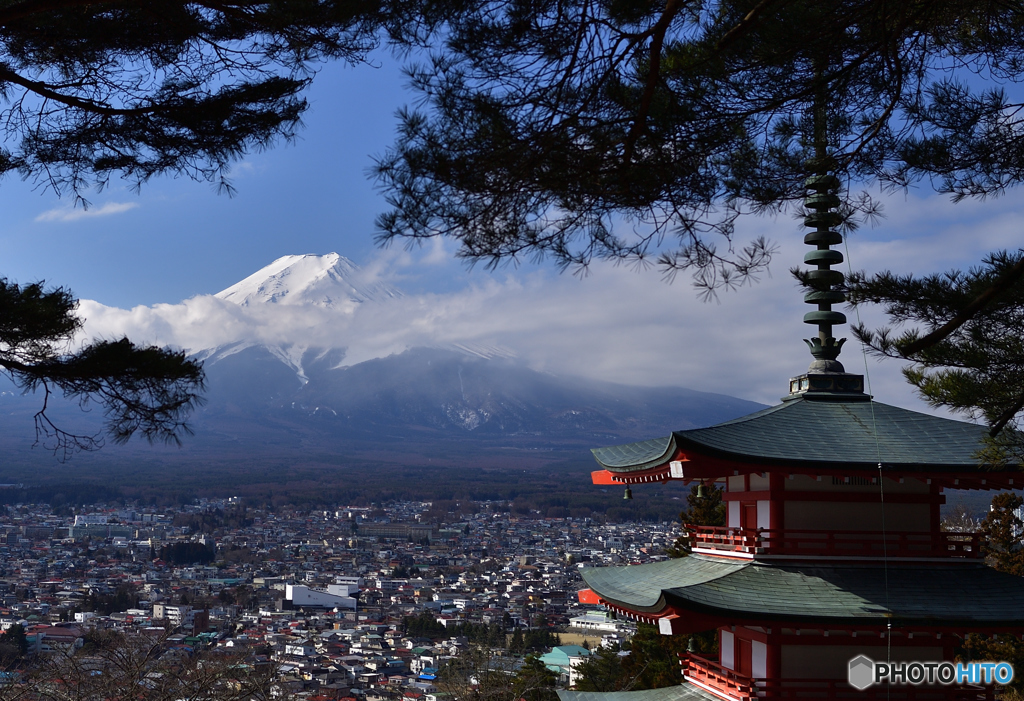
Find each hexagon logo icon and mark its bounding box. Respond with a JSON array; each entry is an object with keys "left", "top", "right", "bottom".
[{"left": 848, "top": 655, "right": 874, "bottom": 690}]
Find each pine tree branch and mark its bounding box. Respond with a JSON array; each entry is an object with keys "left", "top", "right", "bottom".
[
  {"left": 989, "top": 391, "right": 1024, "bottom": 438},
  {"left": 715, "top": 0, "right": 790, "bottom": 52},
  {"left": 901, "top": 254, "right": 1024, "bottom": 356},
  {"left": 621, "top": 0, "right": 684, "bottom": 164},
  {"left": 0, "top": 64, "right": 168, "bottom": 117},
  {"left": 0, "top": 0, "right": 105, "bottom": 25}
]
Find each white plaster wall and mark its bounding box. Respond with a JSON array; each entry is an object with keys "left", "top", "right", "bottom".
[
  {"left": 752, "top": 641, "right": 767, "bottom": 679},
  {"left": 720, "top": 630, "right": 735, "bottom": 670},
  {"left": 728, "top": 502, "right": 740, "bottom": 529}
]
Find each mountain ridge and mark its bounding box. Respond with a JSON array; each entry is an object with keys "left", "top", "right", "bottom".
[
  {"left": 0, "top": 253, "right": 768, "bottom": 470},
  {"left": 197, "top": 345, "right": 766, "bottom": 443}
]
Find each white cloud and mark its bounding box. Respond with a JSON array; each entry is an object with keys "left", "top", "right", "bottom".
[
  {"left": 35, "top": 201, "right": 139, "bottom": 223},
  {"left": 75, "top": 188, "right": 1018, "bottom": 418},
  {"left": 229, "top": 161, "right": 265, "bottom": 178},
  {"left": 73, "top": 254, "right": 913, "bottom": 411}
]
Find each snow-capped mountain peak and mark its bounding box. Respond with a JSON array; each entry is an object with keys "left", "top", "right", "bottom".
[{"left": 215, "top": 253, "right": 403, "bottom": 310}]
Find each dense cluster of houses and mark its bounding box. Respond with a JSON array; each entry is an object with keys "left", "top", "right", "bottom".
[{"left": 0, "top": 498, "right": 674, "bottom": 698}]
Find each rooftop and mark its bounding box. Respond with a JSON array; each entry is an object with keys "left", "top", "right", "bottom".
[
  {"left": 580, "top": 556, "right": 1024, "bottom": 627},
  {"left": 592, "top": 396, "right": 995, "bottom": 473}
]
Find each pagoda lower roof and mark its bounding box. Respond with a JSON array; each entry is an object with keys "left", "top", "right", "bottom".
[
  {"left": 557, "top": 686, "right": 716, "bottom": 701},
  {"left": 592, "top": 396, "right": 993, "bottom": 472},
  {"left": 580, "top": 556, "right": 1024, "bottom": 627}
]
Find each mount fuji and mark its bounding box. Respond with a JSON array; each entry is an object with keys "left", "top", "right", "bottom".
[
  {"left": 196, "top": 253, "right": 518, "bottom": 385},
  {"left": 189, "top": 254, "right": 764, "bottom": 452},
  {"left": 215, "top": 252, "right": 403, "bottom": 309},
  {"left": 192, "top": 253, "right": 405, "bottom": 383},
  {"left": 0, "top": 253, "right": 766, "bottom": 470}
]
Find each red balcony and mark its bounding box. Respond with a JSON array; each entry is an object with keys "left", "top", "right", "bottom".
[
  {"left": 680, "top": 654, "right": 994, "bottom": 701},
  {"left": 680, "top": 652, "right": 756, "bottom": 701},
  {"left": 687, "top": 526, "right": 982, "bottom": 559}
]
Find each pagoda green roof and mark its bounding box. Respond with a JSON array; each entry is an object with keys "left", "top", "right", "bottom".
[
  {"left": 592, "top": 396, "right": 992, "bottom": 472},
  {"left": 590, "top": 435, "right": 677, "bottom": 471},
  {"left": 558, "top": 685, "right": 716, "bottom": 701},
  {"left": 581, "top": 557, "right": 1024, "bottom": 627}
]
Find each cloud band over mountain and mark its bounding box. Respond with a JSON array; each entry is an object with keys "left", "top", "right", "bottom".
[
  {"left": 75, "top": 251, "right": 852, "bottom": 406},
  {"left": 74, "top": 187, "right": 1024, "bottom": 412}
]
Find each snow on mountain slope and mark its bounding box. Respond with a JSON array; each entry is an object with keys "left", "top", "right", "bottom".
[
  {"left": 194, "top": 341, "right": 316, "bottom": 382},
  {"left": 215, "top": 253, "right": 403, "bottom": 310},
  {"left": 201, "top": 254, "right": 520, "bottom": 385},
  {"left": 204, "top": 253, "right": 406, "bottom": 383}
]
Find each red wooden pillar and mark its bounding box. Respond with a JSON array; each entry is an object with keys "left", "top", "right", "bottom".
[
  {"left": 765, "top": 629, "right": 781, "bottom": 680},
  {"left": 769, "top": 472, "right": 784, "bottom": 531}
]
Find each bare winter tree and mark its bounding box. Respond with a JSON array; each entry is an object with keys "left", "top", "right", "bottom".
[{"left": 0, "top": 629, "right": 284, "bottom": 701}]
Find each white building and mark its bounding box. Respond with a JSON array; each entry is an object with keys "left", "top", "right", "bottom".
[
  {"left": 73, "top": 514, "right": 110, "bottom": 526},
  {"left": 569, "top": 610, "right": 635, "bottom": 634},
  {"left": 152, "top": 604, "right": 194, "bottom": 628},
  {"left": 284, "top": 639, "right": 318, "bottom": 656},
  {"left": 285, "top": 584, "right": 357, "bottom": 610}
]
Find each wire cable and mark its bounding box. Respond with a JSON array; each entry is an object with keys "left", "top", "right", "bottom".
[{"left": 843, "top": 229, "right": 892, "bottom": 695}]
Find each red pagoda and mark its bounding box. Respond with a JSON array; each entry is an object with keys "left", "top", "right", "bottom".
[{"left": 570, "top": 173, "right": 1024, "bottom": 700}]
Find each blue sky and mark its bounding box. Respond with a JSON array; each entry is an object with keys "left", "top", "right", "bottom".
[
  {"left": 1, "top": 48, "right": 1022, "bottom": 412},
  {"left": 0, "top": 53, "right": 435, "bottom": 307}
]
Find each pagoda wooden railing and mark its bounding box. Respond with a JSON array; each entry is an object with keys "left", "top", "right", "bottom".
[
  {"left": 680, "top": 652, "right": 757, "bottom": 701},
  {"left": 687, "top": 526, "right": 982, "bottom": 559},
  {"left": 680, "top": 654, "right": 993, "bottom": 701}
]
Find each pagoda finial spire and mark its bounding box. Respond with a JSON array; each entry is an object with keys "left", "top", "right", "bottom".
[
  {"left": 785, "top": 69, "right": 866, "bottom": 400},
  {"left": 802, "top": 172, "right": 846, "bottom": 371},
  {"left": 802, "top": 70, "right": 846, "bottom": 373}
]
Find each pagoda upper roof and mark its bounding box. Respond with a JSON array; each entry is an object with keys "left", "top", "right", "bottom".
[
  {"left": 592, "top": 395, "right": 992, "bottom": 472},
  {"left": 580, "top": 556, "right": 1024, "bottom": 627}
]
